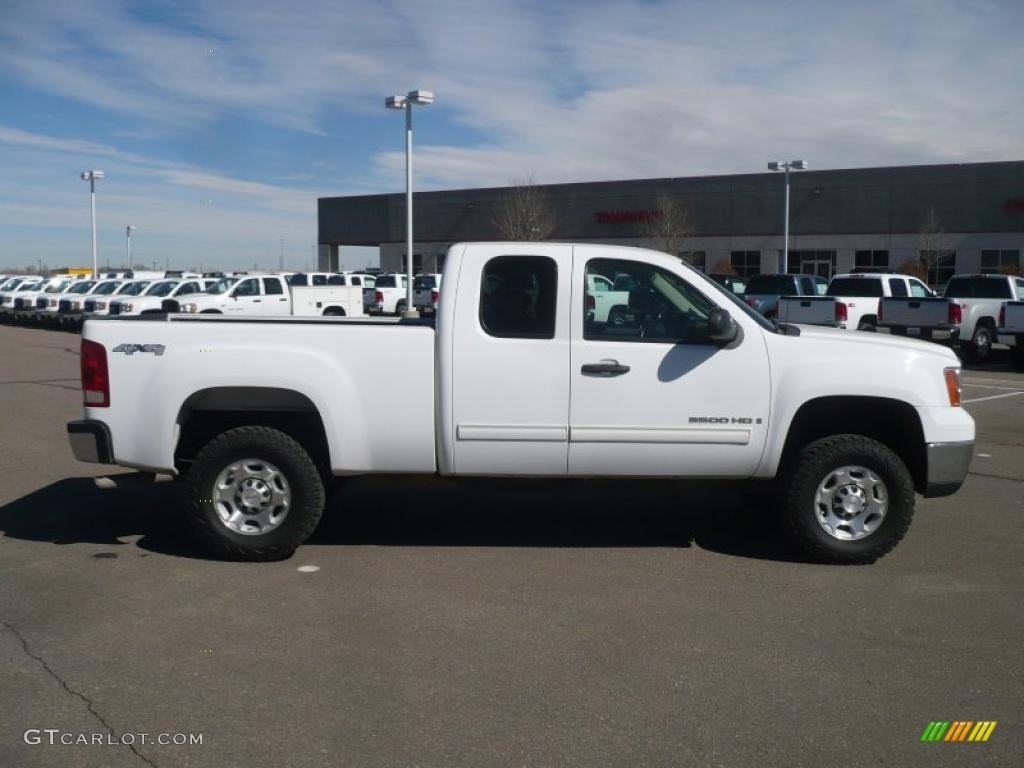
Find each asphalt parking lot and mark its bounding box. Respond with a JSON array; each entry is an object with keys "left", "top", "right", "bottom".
[{"left": 0, "top": 323, "right": 1021, "bottom": 768}]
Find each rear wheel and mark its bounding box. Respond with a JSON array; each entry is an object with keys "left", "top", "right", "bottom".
[
  {"left": 395, "top": 300, "right": 407, "bottom": 316},
  {"left": 857, "top": 321, "right": 876, "bottom": 332},
  {"left": 780, "top": 434, "right": 914, "bottom": 564},
  {"left": 182, "top": 426, "right": 325, "bottom": 561},
  {"left": 963, "top": 323, "right": 994, "bottom": 363}
]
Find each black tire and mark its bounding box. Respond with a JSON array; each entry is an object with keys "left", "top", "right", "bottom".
[
  {"left": 963, "top": 323, "right": 994, "bottom": 364},
  {"left": 395, "top": 300, "right": 407, "bottom": 316},
  {"left": 182, "top": 426, "right": 325, "bottom": 561},
  {"left": 200, "top": 309, "right": 222, "bottom": 314},
  {"left": 780, "top": 434, "right": 914, "bottom": 564},
  {"left": 608, "top": 306, "right": 628, "bottom": 327}
]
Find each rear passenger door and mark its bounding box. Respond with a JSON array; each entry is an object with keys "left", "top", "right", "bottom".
[
  {"left": 262, "top": 277, "right": 290, "bottom": 315},
  {"left": 450, "top": 244, "right": 572, "bottom": 475}
]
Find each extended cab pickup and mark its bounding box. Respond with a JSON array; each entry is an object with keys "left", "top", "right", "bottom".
[
  {"left": 364, "top": 273, "right": 409, "bottom": 315},
  {"left": 413, "top": 274, "right": 442, "bottom": 314},
  {"left": 778, "top": 273, "right": 934, "bottom": 331},
  {"left": 167, "top": 274, "right": 366, "bottom": 318},
  {"left": 879, "top": 274, "right": 1024, "bottom": 362},
  {"left": 67, "top": 243, "right": 975, "bottom": 565}
]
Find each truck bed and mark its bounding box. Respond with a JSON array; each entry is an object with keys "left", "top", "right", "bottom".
[{"left": 82, "top": 314, "right": 437, "bottom": 474}]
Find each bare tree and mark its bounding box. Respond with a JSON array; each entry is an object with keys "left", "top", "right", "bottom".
[
  {"left": 640, "top": 192, "right": 695, "bottom": 260},
  {"left": 917, "top": 208, "right": 954, "bottom": 284},
  {"left": 491, "top": 176, "right": 555, "bottom": 240},
  {"left": 710, "top": 257, "right": 736, "bottom": 275}
]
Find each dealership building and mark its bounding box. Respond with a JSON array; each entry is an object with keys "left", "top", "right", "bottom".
[{"left": 318, "top": 160, "right": 1024, "bottom": 284}]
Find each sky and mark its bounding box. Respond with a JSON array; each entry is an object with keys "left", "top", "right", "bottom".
[{"left": 1, "top": 0, "right": 1022, "bottom": 271}]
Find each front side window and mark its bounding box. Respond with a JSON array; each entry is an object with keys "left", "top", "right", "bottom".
[
  {"left": 263, "top": 278, "right": 284, "bottom": 295},
  {"left": 480, "top": 256, "right": 557, "bottom": 339},
  {"left": 312, "top": 275, "right": 327, "bottom": 286},
  {"left": 584, "top": 258, "right": 716, "bottom": 343},
  {"left": 909, "top": 280, "right": 931, "bottom": 298},
  {"left": 234, "top": 279, "right": 260, "bottom": 297}
]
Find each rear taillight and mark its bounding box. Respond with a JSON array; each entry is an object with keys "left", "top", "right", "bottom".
[
  {"left": 431, "top": 289, "right": 439, "bottom": 304},
  {"left": 999, "top": 304, "right": 1005, "bottom": 328},
  {"left": 835, "top": 302, "right": 848, "bottom": 322},
  {"left": 948, "top": 303, "right": 962, "bottom": 325},
  {"left": 81, "top": 339, "right": 109, "bottom": 407},
  {"left": 745, "top": 297, "right": 758, "bottom": 308},
  {"left": 585, "top": 293, "right": 596, "bottom": 311},
  {"left": 375, "top": 290, "right": 384, "bottom": 304}
]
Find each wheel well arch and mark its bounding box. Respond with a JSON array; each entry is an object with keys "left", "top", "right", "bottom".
[
  {"left": 174, "top": 386, "right": 331, "bottom": 474},
  {"left": 779, "top": 396, "right": 926, "bottom": 492},
  {"left": 976, "top": 316, "right": 997, "bottom": 330},
  {"left": 322, "top": 305, "right": 346, "bottom": 316}
]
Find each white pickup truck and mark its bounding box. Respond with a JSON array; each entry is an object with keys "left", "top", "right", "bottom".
[
  {"left": 167, "top": 274, "right": 365, "bottom": 318},
  {"left": 0, "top": 277, "right": 45, "bottom": 318},
  {"left": 413, "top": 273, "right": 442, "bottom": 314},
  {"left": 777, "top": 273, "right": 934, "bottom": 331},
  {"left": 879, "top": 274, "right": 1024, "bottom": 362},
  {"left": 67, "top": 242, "right": 975, "bottom": 565},
  {"left": 364, "top": 273, "right": 409, "bottom": 315},
  {"left": 998, "top": 301, "right": 1024, "bottom": 369},
  {"left": 109, "top": 279, "right": 212, "bottom": 316}
]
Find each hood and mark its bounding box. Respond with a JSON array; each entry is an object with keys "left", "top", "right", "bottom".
[{"left": 794, "top": 324, "right": 960, "bottom": 362}]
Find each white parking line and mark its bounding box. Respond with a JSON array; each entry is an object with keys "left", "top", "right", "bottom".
[
  {"left": 962, "top": 377, "right": 1024, "bottom": 387},
  {"left": 962, "top": 391, "right": 1024, "bottom": 404},
  {"left": 961, "top": 383, "right": 1024, "bottom": 391}
]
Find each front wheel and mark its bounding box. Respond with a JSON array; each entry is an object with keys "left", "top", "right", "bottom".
[
  {"left": 780, "top": 435, "right": 914, "bottom": 564},
  {"left": 182, "top": 426, "right": 325, "bottom": 561}
]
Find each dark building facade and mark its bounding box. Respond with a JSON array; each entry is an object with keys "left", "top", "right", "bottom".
[{"left": 318, "top": 160, "right": 1024, "bottom": 282}]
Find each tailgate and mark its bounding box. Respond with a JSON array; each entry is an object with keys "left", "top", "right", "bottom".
[
  {"left": 878, "top": 297, "right": 952, "bottom": 328},
  {"left": 777, "top": 295, "right": 839, "bottom": 326},
  {"left": 1000, "top": 301, "right": 1024, "bottom": 333}
]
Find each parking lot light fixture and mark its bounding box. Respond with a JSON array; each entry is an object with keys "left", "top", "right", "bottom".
[
  {"left": 767, "top": 160, "right": 808, "bottom": 274},
  {"left": 385, "top": 89, "right": 434, "bottom": 317},
  {"left": 81, "top": 171, "right": 105, "bottom": 278}
]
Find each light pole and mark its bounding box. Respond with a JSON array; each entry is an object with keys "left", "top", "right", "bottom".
[
  {"left": 386, "top": 89, "right": 434, "bottom": 317},
  {"left": 279, "top": 238, "right": 284, "bottom": 271},
  {"left": 81, "top": 171, "right": 105, "bottom": 277},
  {"left": 767, "top": 160, "right": 808, "bottom": 273},
  {"left": 126, "top": 225, "right": 135, "bottom": 269}
]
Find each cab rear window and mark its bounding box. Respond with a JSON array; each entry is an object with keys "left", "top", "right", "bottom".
[
  {"left": 827, "top": 278, "right": 883, "bottom": 297},
  {"left": 944, "top": 277, "right": 1011, "bottom": 299}
]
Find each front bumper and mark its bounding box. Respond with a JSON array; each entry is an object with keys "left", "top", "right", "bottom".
[
  {"left": 923, "top": 440, "right": 974, "bottom": 498},
  {"left": 67, "top": 420, "right": 114, "bottom": 464}
]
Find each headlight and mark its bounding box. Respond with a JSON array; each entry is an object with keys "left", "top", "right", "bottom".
[
  {"left": 120, "top": 302, "right": 133, "bottom": 312},
  {"left": 49, "top": 298, "right": 58, "bottom": 307},
  {"left": 180, "top": 303, "right": 199, "bottom": 313},
  {"left": 96, "top": 301, "right": 107, "bottom": 310},
  {"left": 72, "top": 301, "right": 82, "bottom": 311}
]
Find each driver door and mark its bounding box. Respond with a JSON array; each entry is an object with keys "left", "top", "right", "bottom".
[
  {"left": 228, "top": 277, "right": 262, "bottom": 313},
  {"left": 569, "top": 248, "right": 770, "bottom": 477}
]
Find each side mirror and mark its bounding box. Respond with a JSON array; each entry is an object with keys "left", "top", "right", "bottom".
[{"left": 707, "top": 308, "right": 739, "bottom": 344}]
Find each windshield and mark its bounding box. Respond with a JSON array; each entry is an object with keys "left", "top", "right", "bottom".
[
  {"left": 207, "top": 277, "right": 238, "bottom": 294},
  {"left": 146, "top": 281, "right": 178, "bottom": 297},
  {"left": 17, "top": 282, "right": 44, "bottom": 291},
  {"left": 69, "top": 281, "right": 95, "bottom": 294},
  {"left": 45, "top": 281, "right": 71, "bottom": 293},
  {"left": 118, "top": 281, "right": 150, "bottom": 296},
  {"left": 944, "top": 277, "right": 1011, "bottom": 299},
  {"left": 93, "top": 281, "right": 121, "bottom": 295},
  {"left": 828, "top": 277, "right": 883, "bottom": 297},
  {"left": 1, "top": 278, "right": 25, "bottom": 291},
  {"left": 745, "top": 275, "right": 796, "bottom": 294}
]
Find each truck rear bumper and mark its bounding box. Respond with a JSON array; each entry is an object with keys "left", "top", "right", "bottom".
[
  {"left": 923, "top": 440, "right": 974, "bottom": 498},
  {"left": 67, "top": 419, "right": 114, "bottom": 464}
]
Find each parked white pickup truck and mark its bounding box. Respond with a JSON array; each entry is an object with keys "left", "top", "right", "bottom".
[
  {"left": 10, "top": 277, "right": 75, "bottom": 322},
  {"left": 109, "top": 279, "right": 212, "bottom": 316},
  {"left": 998, "top": 301, "right": 1024, "bottom": 369},
  {"left": 413, "top": 274, "right": 442, "bottom": 314},
  {"left": 67, "top": 242, "right": 974, "bottom": 565},
  {"left": 169, "top": 274, "right": 365, "bottom": 318},
  {"left": 0, "top": 277, "right": 45, "bottom": 318},
  {"left": 364, "top": 273, "right": 409, "bottom": 315},
  {"left": 879, "top": 274, "right": 1024, "bottom": 362},
  {"left": 778, "top": 273, "right": 934, "bottom": 331}
]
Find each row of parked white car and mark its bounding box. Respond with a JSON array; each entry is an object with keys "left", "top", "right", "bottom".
[
  {"left": 0, "top": 269, "right": 445, "bottom": 330},
  {"left": 768, "top": 271, "right": 1024, "bottom": 367}
]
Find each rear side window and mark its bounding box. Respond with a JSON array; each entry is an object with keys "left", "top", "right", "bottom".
[
  {"left": 827, "top": 278, "right": 883, "bottom": 297},
  {"left": 480, "top": 256, "right": 557, "bottom": 339},
  {"left": 287, "top": 274, "right": 308, "bottom": 286},
  {"left": 888, "top": 278, "right": 908, "bottom": 297},
  {"left": 328, "top": 275, "right": 344, "bottom": 285},
  {"left": 312, "top": 275, "right": 328, "bottom": 286},
  {"left": 263, "top": 278, "right": 284, "bottom": 295}
]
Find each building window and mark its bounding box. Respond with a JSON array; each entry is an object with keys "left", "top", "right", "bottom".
[
  {"left": 980, "top": 249, "right": 1020, "bottom": 275},
  {"left": 922, "top": 250, "right": 956, "bottom": 288},
  {"left": 855, "top": 250, "right": 889, "bottom": 270},
  {"left": 788, "top": 250, "right": 837, "bottom": 278},
  {"left": 680, "top": 251, "right": 706, "bottom": 272},
  {"left": 401, "top": 254, "right": 424, "bottom": 273},
  {"left": 730, "top": 251, "right": 760, "bottom": 277}
]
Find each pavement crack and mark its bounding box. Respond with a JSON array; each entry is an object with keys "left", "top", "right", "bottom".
[
  {"left": 2, "top": 619, "right": 158, "bottom": 768},
  {"left": 968, "top": 470, "right": 1024, "bottom": 483}
]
